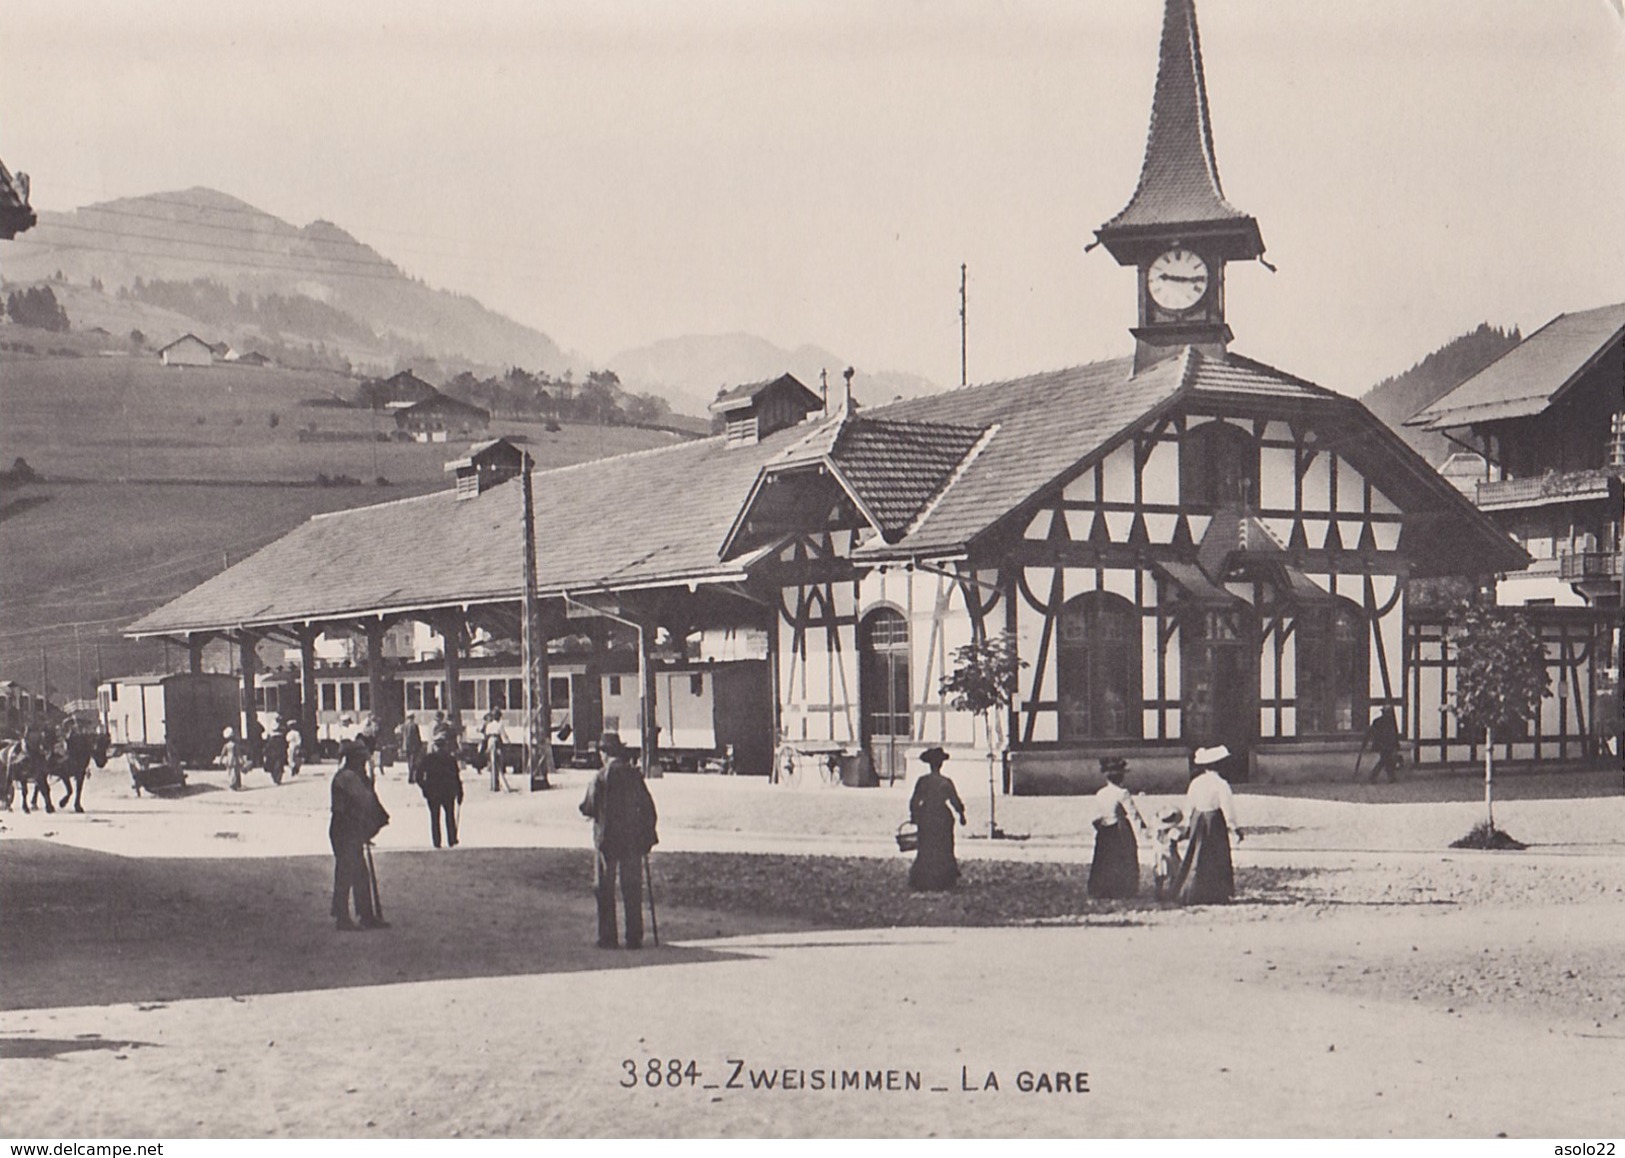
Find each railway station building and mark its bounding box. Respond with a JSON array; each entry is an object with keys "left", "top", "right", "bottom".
[{"left": 127, "top": 0, "right": 1612, "bottom": 792}]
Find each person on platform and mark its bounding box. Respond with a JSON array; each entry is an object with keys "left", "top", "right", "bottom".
[
  {"left": 217, "top": 726, "right": 246, "bottom": 792},
  {"left": 417, "top": 730, "right": 464, "bottom": 849},
  {"left": 1172, "top": 745, "right": 1245, "bottom": 905},
  {"left": 398, "top": 713, "right": 425, "bottom": 785},
  {"left": 482, "top": 708, "right": 510, "bottom": 791},
  {"left": 907, "top": 747, "right": 967, "bottom": 891},
  {"left": 579, "top": 733, "right": 658, "bottom": 949},
  {"left": 1087, "top": 756, "right": 1149, "bottom": 899},
  {"left": 285, "top": 720, "right": 303, "bottom": 778},
  {"left": 262, "top": 719, "right": 288, "bottom": 786},
  {"left": 330, "top": 743, "right": 390, "bottom": 931},
  {"left": 1358, "top": 707, "right": 1402, "bottom": 783}
]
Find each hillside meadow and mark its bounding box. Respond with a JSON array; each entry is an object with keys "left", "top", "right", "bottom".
[{"left": 0, "top": 338, "right": 691, "bottom": 701}]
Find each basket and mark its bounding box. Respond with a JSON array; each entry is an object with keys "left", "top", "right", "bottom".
[{"left": 895, "top": 821, "right": 919, "bottom": 853}]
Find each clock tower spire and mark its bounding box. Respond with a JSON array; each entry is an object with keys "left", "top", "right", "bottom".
[{"left": 1094, "top": 0, "right": 1266, "bottom": 373}]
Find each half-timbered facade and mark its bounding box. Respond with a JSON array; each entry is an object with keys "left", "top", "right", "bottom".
[{"left": 126, "top": 0, "right": 1536, "bottom": 793}]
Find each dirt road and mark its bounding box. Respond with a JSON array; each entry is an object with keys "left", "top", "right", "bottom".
[{"left": 1, "top": 765, "right": 1621, "bottom": 1137}]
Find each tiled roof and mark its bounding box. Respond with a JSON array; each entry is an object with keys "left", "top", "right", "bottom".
[
  {"left": 127, "top": 426, "right": 810, "bottom": 635},
  {"left": 854, "top": 352, "right": 1192, "bottom": 556},
  {"left": 1095, "top": 0, "right": 1263, "bottom": 260},
  {"left": 828, "top": 418, "right": 988, "bottom": 539},
  {"left": 128, "top": 344, "right": 1521, "bottom": 635},
  {"left": 1407, "top": 303, "right": 1625, "bottom": 431}
]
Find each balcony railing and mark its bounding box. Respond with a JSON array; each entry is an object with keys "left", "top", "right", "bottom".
[
  {"left": 1476, "top": 467, "right": 1623, "bottom": 509},
  {"left": 1559, "top": 550, "right": 1624, "bottom": 583}
]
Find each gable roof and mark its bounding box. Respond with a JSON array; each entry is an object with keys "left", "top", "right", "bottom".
[
  {"left": 709, "top": 373, "right": 823, "bottom": 415},
  {"left": 158, "top": 333, "right": 213, "bottom": 353},
  {"left": 1095, "top": 0, "right": 1264, "bottom": 263},
  {"left": 127, "top": 345, "right": 1521, "bottom": 638},
  {"left": 400, "top": 392, "right": 491, "bottom": 420},
  {"left": 126, "top": 421, "right": 814, "bottom": 636},
  {"left": 1406, "top": 303, "right": 1625, "bottom": 431}
]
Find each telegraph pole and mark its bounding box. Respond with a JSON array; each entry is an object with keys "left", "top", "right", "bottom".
[
  {"left": 960, "top": 263, "right": 968, "bottom": 387},
  {"left": 520, "top": 452, "right": 554, "bottom": 789}
]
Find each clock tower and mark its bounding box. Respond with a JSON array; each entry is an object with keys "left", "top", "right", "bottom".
[{"left": 1094, "top": 0, "right": 1266, "bottom": 374}]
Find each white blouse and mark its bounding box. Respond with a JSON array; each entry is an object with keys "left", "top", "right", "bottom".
[
  {"left": 1094, "top": 781, "right": 1143, "bottom": 829},
  {"left": 1184, "top": 770, "right": 1238, "bottom": 828}
]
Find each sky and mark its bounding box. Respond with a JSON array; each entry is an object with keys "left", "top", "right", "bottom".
[{"left": 4, "top": 0, "right": 1624, "bottom": 395}]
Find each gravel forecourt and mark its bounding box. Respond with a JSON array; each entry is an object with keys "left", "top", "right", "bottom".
[{"left": 2, "top": 759, "right": 1621, "bottom": 1138}]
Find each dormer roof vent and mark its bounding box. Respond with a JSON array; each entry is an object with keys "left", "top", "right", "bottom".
[
  {"left": 444, "top": 437, "right": 525, "bottom": 500},
  {"left": 709, "top": 373, "right": 824, "bottom": 447}
]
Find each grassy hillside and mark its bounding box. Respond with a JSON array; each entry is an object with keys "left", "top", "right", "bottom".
[{"left": 0, "top": 335, "right": 691, "bottom": 704}]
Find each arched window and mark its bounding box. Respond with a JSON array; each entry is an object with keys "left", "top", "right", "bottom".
[
  {"left": 860, "top": 607, "right": 911, "bottom": 741},
  {"left": 1295, "top": 599, "right": 1368, "bottom": 735},
  {"left": 1181, "top": 604, "right": 1259, "bottom": 747},
  {"left": 1058, "top": 591, "right": 1142, "bottom": 739},
  {"left": 1180, "top": 421, "right": 1260, "bottom": 510}
]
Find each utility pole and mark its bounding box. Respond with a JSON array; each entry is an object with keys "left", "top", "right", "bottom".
[
  {"left": 960, "top": 263, "right": 968, "bottom": 388},
  {"left": 520, "top": 452, "right": 554, "bottom": 789}
]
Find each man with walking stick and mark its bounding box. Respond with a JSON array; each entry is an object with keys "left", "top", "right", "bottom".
[
  {"left": 331, "top": 743, "right": 390, "bottom": 931},
  {"left": 579, "top": 733, "right": 658, "bottom": 950}
]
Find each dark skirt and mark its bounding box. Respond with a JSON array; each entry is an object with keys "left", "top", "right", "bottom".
[
  {"left": 1087, "top": 820, "right": 1140, "bottom": 899},
  {"left": 909, "top": 820, "right": 959, "bottom": 891},
  {"left": 1174, "top": 809, "right": 1234, "bottom": 904}
]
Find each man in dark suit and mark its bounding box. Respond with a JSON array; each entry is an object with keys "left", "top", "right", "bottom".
[
  {"left": 579, "top": 733, "right": 658, "bottom": 949},
  {"left": 331, "top": 744, "right": 390, "bottom": 931}
]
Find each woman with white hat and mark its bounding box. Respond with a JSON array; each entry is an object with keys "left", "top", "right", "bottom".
[{"left": 1172, "top": 745, "right": 1246, "bottom": 904}]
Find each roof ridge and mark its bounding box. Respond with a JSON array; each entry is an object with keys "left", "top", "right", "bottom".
[
  {"left": 308, "top": 488, "right": 449, "bottom": 522},
  {"left": 529, "top": 428, "right": 724, "bottom": 479},
  {"left": 868, "top": 354, "right": 1135, "bottom": 416}
]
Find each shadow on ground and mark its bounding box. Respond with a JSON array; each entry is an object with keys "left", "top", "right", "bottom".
[
  {"left": 1, "top": 841, "right": 1334, "bottom": 1012},
  {"left": 0, "top": 1035, "right": 161, "bottom": 1059}
]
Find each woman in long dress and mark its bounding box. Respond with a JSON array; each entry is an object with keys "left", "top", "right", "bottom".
[
  {"left": 908, "top": 747, "right": 966, "bottom": 890},
  {"left": 1087, "top": 756, "right": 1149, "bottom": 898},
  {"left": 1173, "top": 744, "right": 1246, "bottom": 904}
]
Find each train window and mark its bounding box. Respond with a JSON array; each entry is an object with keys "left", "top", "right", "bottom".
[
  {"left": 508, "top": 678, "right": 524, "bottom": 707},
  {"left": 359, "top": 683, "right": 371, "bottom": 711},
  {"left": 458, "top": 680, "right": 475, "bottom": 710},
  {"left": 550, "top": 676, "right": 570, "bottom": 706},
  {"left": 608, "top": 675, "right": 623, "bottom": 696},
  {"left": 340, "top": 684, "right": 355, "bottom": 712},
  {"left": 322, "top": 684, "right": 337, "bottom": 711},
  {"left": 489, "top": 681, "right": 507, "bottom": 711},
  {"left": 690, "top": 674, "right": 704, "bottom": 696},
  {"left": 424, "top": 682, "right": 440, "bottom": 710},
  {"left": 108, "top": 685, "right": 118, "bottom": 702},
  {"left": 406, "top": 683, "right": 422, "bottom": 710}
]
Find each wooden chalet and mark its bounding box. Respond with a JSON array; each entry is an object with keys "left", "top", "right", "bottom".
[
  {"left": 126, "top": 0, "right": 1538, "bottom": 791},
  {"left": 1406, "top": 302, "right": 1624, "bottom": 765},
  {"left": 157, "top": 334, "right": 216, "bottom": 367},
  {"left": 395, "top": 391, "right": 492, "bottom": 442}
]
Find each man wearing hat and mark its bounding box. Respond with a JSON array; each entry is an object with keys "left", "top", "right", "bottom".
[
  {"left": 579, "top": 733, "right": 659, "bottom": 949},
  {"left": 1172, "top": 745, "right": 1245, "bottom": 904},
  {"left": 416, "top": 728, "right": 464, "bottom": 849},
  {"left": 906, "top": 747, "right": 966, "bottom": 890}
]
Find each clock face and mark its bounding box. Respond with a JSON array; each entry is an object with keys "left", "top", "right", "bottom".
[{"left": 1147, "top": 248, "right": 1210, "bottom": 312}]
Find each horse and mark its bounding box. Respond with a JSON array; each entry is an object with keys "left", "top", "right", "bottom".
[
  {"left": 1, "top": 737, "right": 37, "bottom": 810},
  {"left": 37, "top": 731, "right": 112, "bottom": 813}
]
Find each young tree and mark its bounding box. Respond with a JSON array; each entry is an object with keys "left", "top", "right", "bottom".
[
  {"left": 1447, "top": 600, "right": 1550, "bottom": 836},
  {"left": 941, "top": 630, "right": 1026, "bottom": 838}
]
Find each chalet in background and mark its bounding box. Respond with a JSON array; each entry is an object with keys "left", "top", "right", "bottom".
[
  {"left": 157, "top": 333, "right": 216, "bottom": 367},
  {"left": 1407, "top": 303, "right": 1624, "bottom": 763},
  {"left": 123, "top": 0, "right": 1612, "bottom": 791}
]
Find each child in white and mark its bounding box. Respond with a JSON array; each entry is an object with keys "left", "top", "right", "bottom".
[{"left": 1150, "top": 807, "right": 1185, "bottom": 900}]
